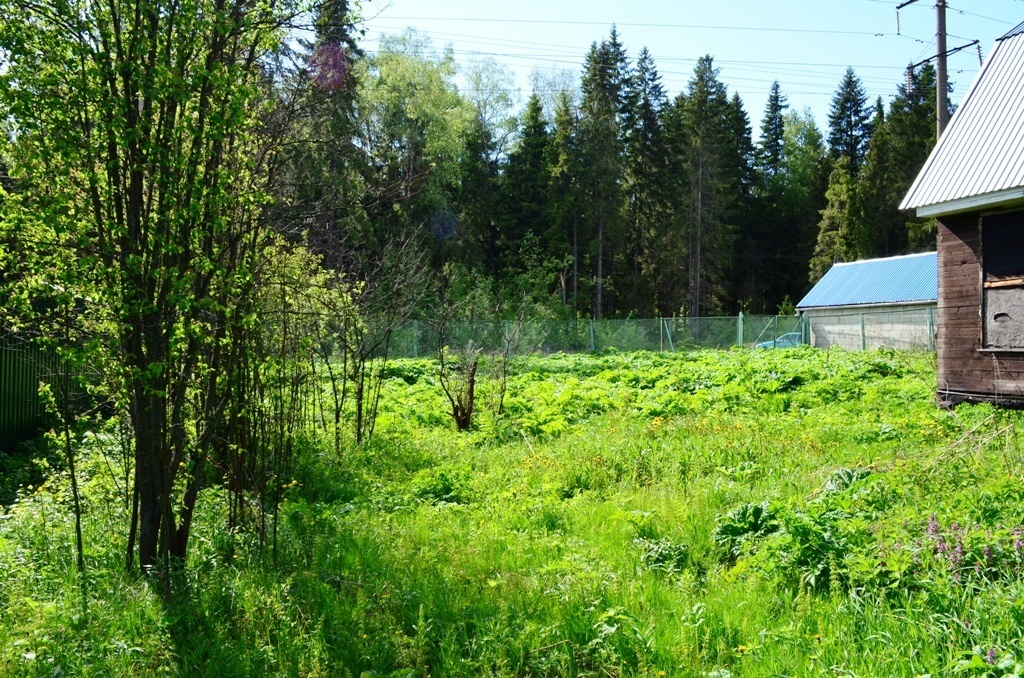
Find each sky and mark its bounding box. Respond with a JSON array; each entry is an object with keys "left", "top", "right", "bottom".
[{"left": 358, "top": 0, "right": 1024, "bottom": 138}]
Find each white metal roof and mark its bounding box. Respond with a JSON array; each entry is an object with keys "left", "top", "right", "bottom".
[{"left": 901, "top": 21, "right": 1024, "bottom": 217}]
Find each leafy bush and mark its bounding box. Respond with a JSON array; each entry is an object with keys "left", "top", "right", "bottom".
[
  {"left": 633, "top": 537, "right": 690, "bottom": 574},
  {"left": 713, "top": 501, "right": 780, "bottom": 560},
  {"left": 821, "top": 467, "right": 871, "bottom": 493},
  {"left": 407, "top": 465, "right": 472, "bottom": 504}
]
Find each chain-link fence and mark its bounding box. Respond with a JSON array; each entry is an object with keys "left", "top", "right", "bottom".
[
  {"left": 388, "top": 308, "right": 936, "bottom": 358},
  {"left": 387, "top": 314, "right": 806, "bottom": 358},
  {"left": 0, "top": 308, "right": 937, "bottom": 446}
]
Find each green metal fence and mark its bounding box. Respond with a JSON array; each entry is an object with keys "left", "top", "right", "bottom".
[
  {"left": 0, "top": 308, "right": 935, "bottom": 445},
  {"left": 0, "top": 331, "right": 53, "bottom": 452},
  {"left": 388, "top": 314, "right": 808, "bottom": 358}
]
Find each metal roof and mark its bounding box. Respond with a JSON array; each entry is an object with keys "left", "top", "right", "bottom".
[
  {"left": 900, "top": 23, "right": 1024, "bottom": 216},
  {"left": 1004, "top": 19, "right": 1024, "bottom": 41},
  {"left": 796, "top": 252, "right": 937, "bottom": 310}
]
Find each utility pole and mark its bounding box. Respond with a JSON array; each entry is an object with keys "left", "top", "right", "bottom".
[
  {"left": 897, "top": 0, "right": 950, "bottom": 137},
  {"left": 936, "top": 0, "right": 949, "bottom": 135}
]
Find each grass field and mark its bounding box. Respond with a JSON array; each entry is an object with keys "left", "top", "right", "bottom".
[{"left": 3, "top": 347, "right": 1024, "bottom": 677}]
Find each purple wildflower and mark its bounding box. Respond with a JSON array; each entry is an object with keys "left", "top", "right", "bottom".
[
  {"left": 927, "top": 514, "right": 940, "bottom": 537},
  {"left": 987, "top": 647, "right": 997, "bottom": 665},
  {"left": 950, "top": 543, "right": 964, "bottom": 568},
  {"left": 984, "top": 546, "right": 994, "bottom": 564},
  {"left": 1014, "top": 538, "right": 1023, "bottom": 555}
]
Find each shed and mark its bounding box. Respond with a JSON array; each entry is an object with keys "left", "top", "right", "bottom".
[
  {"left": 797, "top": 253, "right": 937, "bottom": 351},
  {"left": 901, "top": 19, "right": 1024, "bottom": 405}
]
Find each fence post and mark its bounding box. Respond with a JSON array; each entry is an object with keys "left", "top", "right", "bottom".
[
  {"left": 589, "top": 320, "right": 596, "bottom": 352},
  {"left": 659, "top": 318, "right": 664, "bottom": 352},
  {"left": 737, "top": 312, "right": 743, "bottom": 347},
  {"left": 412, "top": 320, "right": 418, "bottom": 358},
  {"left": 860, "top": 313, "right": 867, "bottom": 351}
]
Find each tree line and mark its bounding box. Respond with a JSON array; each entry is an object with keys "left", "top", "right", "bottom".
[{"left": 330, "top": 27, "right": 940, "bottom": 320}]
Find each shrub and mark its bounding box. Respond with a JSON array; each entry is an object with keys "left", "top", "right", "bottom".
[{"left": 713, "top": 502, "right": 780, "bottom": 561}]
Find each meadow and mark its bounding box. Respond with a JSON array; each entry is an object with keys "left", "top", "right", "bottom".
[{"left": 3, "top": 347, "right": 1024, "bottom": 677}]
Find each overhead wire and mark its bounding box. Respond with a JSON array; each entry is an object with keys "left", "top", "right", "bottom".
[
  {"left": 365, "top": 23, "right": 920, "bottom": 72},
  {"left": 946, "top": 5, "right": 1016, "bottom": 24},
  {"left": 358, "top": 26, "right": 921, "bottom": 96},
  {"left": 356, "top": 4, "right": 995, "bottom": 116},
  {"left": 368, "top": 15, "right": 903, "bottom": 37}
]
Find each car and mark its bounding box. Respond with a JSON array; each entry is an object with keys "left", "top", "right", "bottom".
[{"left": 755, "top": 331, "right": 803, "bottom": 349}]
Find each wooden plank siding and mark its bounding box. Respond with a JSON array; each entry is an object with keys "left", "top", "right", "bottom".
[{"left": 937, "top": 214, "right": 1024, "bottom": 403}]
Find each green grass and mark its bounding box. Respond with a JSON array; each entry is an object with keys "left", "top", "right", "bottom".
[{"left": 4, "top": 347, "right": 1024, "bottom": 676}]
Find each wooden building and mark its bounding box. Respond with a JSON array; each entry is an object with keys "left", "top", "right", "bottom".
[{"left": 901, "top": 20, "right": 1024, "bottom": 405}]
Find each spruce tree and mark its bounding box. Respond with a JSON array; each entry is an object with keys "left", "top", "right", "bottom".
[
  {"left": 455, "top": 116, "right": 503, "bottom": 280},
  {"left": 679, "top": 55, "right": 737, "bottom": 317},
  {"left": 777, "top": 108, "right": 829, "bottom": 305},
  {"left": 810, "top": 158, "right": 862, "bottom": 283},
  {"left": 827, "top": 67, "right": 871, "bottom": 173},
  {"left": 728, "top": 93, "right": 757, "bottom": 201},
  {"left": 889, "top": 64, "right": 939, "bottom": 250},
  {"left": 603, "top": 25, "right": 633, "bottom": 119},
  {"left": 745, "top": 82, "right": 790, "bottom": 313},
  {"left": 659, "top": 92, "right": 692, "bottom": 316},
  {"left": 578, "top": 34, "right": 629, "bottom": 318},
  {"left": 548, "top": 92, "right": 584, "bottom": 314},
  {"left": 622, "top": 47, "right": 668, "bottom": 315},
  {"left": 273, "top": 0, "right": 364, "bottom": 266},
  {"left": 860, "top": 98, "right": 899, "bottom": 256},
  {"left": 758, "top": 81, "right": 788, "bottom": 178},
  {"left": 502, "top": 94, "right": 553, "bottom": 269},
  {"left": 455, "top": 59, "right": 520, "bottom": 281}
]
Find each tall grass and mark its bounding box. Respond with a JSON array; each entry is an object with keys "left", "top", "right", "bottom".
[{"left": 3, "top": 348, "right": 1024, "bottom": 676}]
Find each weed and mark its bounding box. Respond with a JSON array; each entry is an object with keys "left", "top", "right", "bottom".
[{"left": 4, "top": 348, "right": 1024, "bottom": 676}]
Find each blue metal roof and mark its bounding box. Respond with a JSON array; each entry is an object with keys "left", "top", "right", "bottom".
[{"left": 796, "top": 252, "right": 937, "bottom": 310}]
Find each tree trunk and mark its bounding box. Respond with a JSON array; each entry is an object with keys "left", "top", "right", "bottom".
[{"left": 596, "top": 201, "right": 604, "bottom": 320}]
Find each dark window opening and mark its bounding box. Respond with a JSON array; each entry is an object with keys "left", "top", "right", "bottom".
[{"left": 982, "top": 211, "right": 1024, "bottom": 349}]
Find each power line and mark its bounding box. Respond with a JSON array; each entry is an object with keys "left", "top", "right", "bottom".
[
  {"left": 365, "top": 24, "right": 918, "bottom": 71},
  {"left": 373, "top": 15, "right": 900, "bottom": 38},
  {"left": 947, "top": 5, "right": 1016, "bottom": 23},
  {"left": 361, "top": 28, "right": 927, "bottom": 88},
  {"left": 358, "top": 45, "right": 912, "bottom": 93},
  {"left": 356, "top": 4, "right": 995, "bottom": 123}
]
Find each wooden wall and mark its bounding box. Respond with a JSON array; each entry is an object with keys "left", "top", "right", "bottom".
[{"left": 937, "top": 213, "right": 1024, "bottom": 403}]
